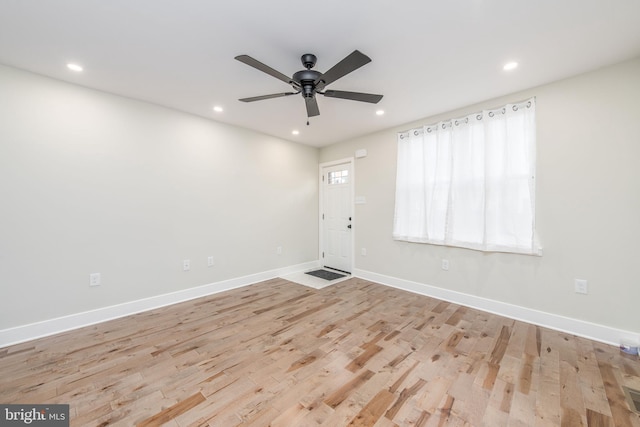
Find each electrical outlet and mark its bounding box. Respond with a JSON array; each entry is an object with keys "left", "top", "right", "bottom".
[
  {"left": 575, "top": 279, "right": 588, "bottom": 294},
  {"left": 89, "top": 273, "right": 101, "bottom": 287},
  {"left": 361, "top": 248, "right": 367, "bottom": 256},
  {"left": 183, "top": 259, "right": 190, "bottom": 271},
  {"left": 207, "top": 256, "right": 214, "bottom": 267},
  {"left": 441, "top": 259, "right": 449, "bottom": 271}
]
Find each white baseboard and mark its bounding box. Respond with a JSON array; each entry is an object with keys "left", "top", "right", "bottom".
[
  {"left": 3, "top": 262, "right": 633, "bottom": 349},
  {"left": 0, "top": 260, "right": 321, "bottom": 348},
  {"left": 353, "top": 268, "right": 637, "bottom": 347}
]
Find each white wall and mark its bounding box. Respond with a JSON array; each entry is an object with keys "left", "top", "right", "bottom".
[
  {"left": 0, "top": 64, "right": 319, "bottom": 330},
  {"left": 321, "top": 57, "right": 640, "bottom": 335},
  {"left": 3, "top": 57, "right": 639, "bottom": 344}
]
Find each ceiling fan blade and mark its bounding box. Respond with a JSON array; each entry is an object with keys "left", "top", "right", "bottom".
[
  {"left": 322, "top": 90, "right": 383, "bottom": 104},
  {"left": 235, "top": 55, "right": 295, "bottom": 86},
  {"left": 239, "top": 92, "right": 298, "bottom": 102},
  {"left": 305, "top": 97, "right": 320, "bottom": 117},
  {"left": 314, "top": 50, "right": 371, "bottom": 89}
]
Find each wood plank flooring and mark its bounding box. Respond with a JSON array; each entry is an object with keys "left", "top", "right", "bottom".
[{"left": 1, "top": 277, "right": 639, "bottom": 426}]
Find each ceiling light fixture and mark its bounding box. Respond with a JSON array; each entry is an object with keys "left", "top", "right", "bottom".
[
  {"left": 66, "top": 63, "right": 83, "bottom": 72},
  {"left": 376, "top": 110, "right": 385, "bottom": 116},
  {"left": 292, "top": 130, "right": 299, "bottom": 135},
  {"left": 503, "top": 61, "right": 518, "bottom": 71},
  {"left": 213, "top": 106, "right": 223, "bottom": 113}
]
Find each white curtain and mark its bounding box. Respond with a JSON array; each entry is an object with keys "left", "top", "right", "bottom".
[{"left": 393, "top": 98, "right": 537, "bottom": 255}]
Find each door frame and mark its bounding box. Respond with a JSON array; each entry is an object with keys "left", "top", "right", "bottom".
[{"left": 319, "top": 157, "right": 355, "bottom": 273}]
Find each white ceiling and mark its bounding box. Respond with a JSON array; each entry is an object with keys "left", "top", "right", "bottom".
[{"left": 1, "top": 1, "right": 640, "bottom": 148}]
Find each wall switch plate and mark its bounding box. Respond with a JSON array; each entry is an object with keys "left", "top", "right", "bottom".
[
  {"left": 361, "top": 248, "right": 367, "bottom": 256},
  {"left": 207, "top": 256, "right": 214, "bottom": 267},
  {"left": 277, "top": 246, "right": 282, "bottom": 255},
  {"left": 575, "top": 279, "right": 588, "bottom": 294},
  {"left": 441, "top": 259, "right": 449, "bottom": 271},
  {"left": 183, "top": 259, "right": 190, "bottom": 271},
  {"left": 89, "top": 273, "right": 101, "bottom": 287}
]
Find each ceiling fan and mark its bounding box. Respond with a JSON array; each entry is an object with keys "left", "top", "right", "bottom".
[{"left": 235, "top": 50, "right": 383, "bottom": 119}]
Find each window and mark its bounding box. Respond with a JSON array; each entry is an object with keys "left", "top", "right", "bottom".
[
  {"left": 393, "top": 98, "right": 539, "bottom": 255},
  {"left": 328, "top": 169, "right": 349, "bottom": 185}
]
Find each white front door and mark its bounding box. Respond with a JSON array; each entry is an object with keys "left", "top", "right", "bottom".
[{"left": 321, "top": 161, "right": 353, "bottom": 273}]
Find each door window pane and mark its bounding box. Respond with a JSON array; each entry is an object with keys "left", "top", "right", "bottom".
[{"left": 328, "top": 170, "right": 349, "bottom": 185}]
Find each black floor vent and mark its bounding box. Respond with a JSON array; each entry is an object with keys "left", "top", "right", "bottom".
[{"left": 623, "top": 386, "right": 640, "bottom": 413}]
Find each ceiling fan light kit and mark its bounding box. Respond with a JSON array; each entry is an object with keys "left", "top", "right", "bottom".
[{"left": 235, "top": 50, "right": 383, "bottom": 120}]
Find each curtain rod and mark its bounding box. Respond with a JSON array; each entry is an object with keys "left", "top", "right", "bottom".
[{"left": 397, "top": 97, "right": 535, "bottom": 136}]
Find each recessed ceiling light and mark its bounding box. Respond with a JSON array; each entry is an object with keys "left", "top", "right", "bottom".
[
  {"left": 66, "top": 63, "right": 83, "bottom": 72},
  {"left": 292, "top": 130, "right": 299, "bottom": 135},
  {"left": 376, "top": 110, "right": 385, "bottom": 116},
  {"left": 503, "top": 61, "right": 518, "bottom": 71},
  {"left": 213, "top": 106, "right": 223, "bottom": 113}
]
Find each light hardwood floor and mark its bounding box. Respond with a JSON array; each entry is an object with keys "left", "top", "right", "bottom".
[{"left": 1, "top": 278, "right": 639, "bottom": 426}]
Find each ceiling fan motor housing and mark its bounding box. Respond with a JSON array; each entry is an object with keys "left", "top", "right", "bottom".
[{"left": 292, "top": 69, "right": 322, "bottom": 98}]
